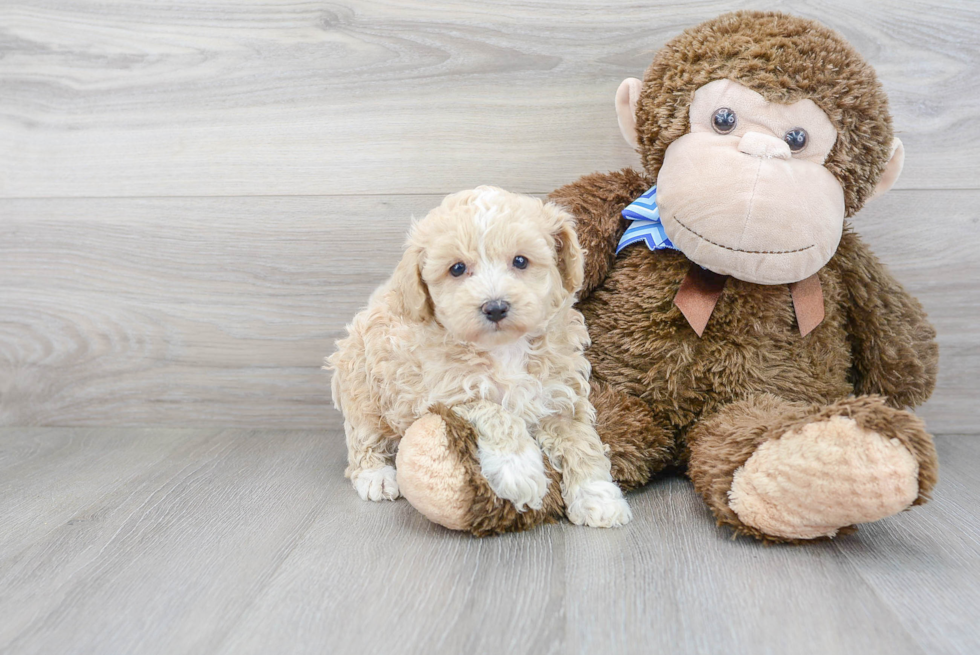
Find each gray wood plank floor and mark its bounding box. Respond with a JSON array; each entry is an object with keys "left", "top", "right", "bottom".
[{"left": 1, "top": 421, "right": 978, "bottom": 655}]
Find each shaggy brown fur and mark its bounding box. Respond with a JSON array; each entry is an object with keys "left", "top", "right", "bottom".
[
  {"left": 686, "top": 394, "right": 937, "bottom": 543},
  {"left": 590, "top": 379, "right": 675, "bottom": 491},
  {"left": 550, "top": 169, "right": 652, "bottom": 296},
  {"left": 546, "top": 11, "right": 940, "bottom": 542},
  {"left": 560, "top": 184, "right": 939, "bottom": 541},
  {"left": 433, "top": 405, "right": 565, "bottom": 536},
  {"left": 830, "top": 233, "right": 939, "bottom": 407}
]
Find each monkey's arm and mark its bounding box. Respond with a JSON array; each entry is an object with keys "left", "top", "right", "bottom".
[
  {"left": 549, "top": 168, "right": 652, "bottom": 298},
  {"left": 831, "top": 226, "right": 938, "bottom": 408}
]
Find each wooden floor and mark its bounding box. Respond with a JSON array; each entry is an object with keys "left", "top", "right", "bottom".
[{"left": 0, "top": 421, "right": 977, "bottom": 654}]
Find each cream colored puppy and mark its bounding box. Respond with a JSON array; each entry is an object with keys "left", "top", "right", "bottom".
[{"left": 327, "top": 186, "right": 631, "bottom": 528}]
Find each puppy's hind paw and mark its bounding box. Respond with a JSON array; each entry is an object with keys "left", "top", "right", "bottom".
[
  {"left": 353, "top": 466, "right": 400, "bottom": 501},
  {"left": 566, "top": 480, "right": 632, "bottom": 528},
  {"left": 479, "top": 445, "right": 549, "bottom": 512}
]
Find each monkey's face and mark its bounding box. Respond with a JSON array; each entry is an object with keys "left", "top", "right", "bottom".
[{"left": 655, "top": 80, "right": 845, "bottom": 285}]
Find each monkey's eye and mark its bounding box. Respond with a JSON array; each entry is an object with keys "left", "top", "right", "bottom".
[
  {"left": 711, "top": 107, "right": 737, "bottom": 134},
  {"left": 512, "top": 255, "right": 528, "bottom": 270},
  {"left": 449, "top": 262, "right": 466, "bottom": 277},
  {"left": 784, "top": 129, "right": 808, "bottom": 152}
]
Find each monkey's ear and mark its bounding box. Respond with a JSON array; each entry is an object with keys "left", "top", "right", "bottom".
[
  {"left": 547, "top": 204, "right": 584, "bottom": 295},
  {"left": 869, "top": 138, "right": 905, "bottom": 201},
  {"left": 388, "top": 243, "right": 433, "bottom": 323},
  {"left": 616, "top": 78, "right": 643, "bottom": 149}
]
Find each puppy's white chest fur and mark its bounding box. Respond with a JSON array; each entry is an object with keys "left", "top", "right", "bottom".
[
  {"left": 480, "top": 337, "right": 556, "bottom": 423},
  {"left": 488, "top": 338, "right": 531, "bottom": 372},
  {"left": 410, "top": 334, "right": 556, "bottom": 430}
]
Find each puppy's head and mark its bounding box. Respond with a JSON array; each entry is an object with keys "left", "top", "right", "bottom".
[{"left": 389, "top": 186, "right": 583, "bottom": 347}]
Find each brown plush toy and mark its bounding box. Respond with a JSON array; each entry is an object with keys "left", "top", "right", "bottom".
[{"left": 396, "top": 10, "right": 939, "bottom": 542}]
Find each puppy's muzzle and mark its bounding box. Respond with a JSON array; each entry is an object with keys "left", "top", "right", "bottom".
[{"left": 481, "top": 299, "right": 510, "bottom": 323}]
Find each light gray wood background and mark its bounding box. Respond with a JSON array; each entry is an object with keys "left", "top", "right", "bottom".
[
  {"left": 1, "top": 2, "right": 979, "bottom": 654},
  {"left": 1, "top": 0, "right": 978, "bottom": 432}
]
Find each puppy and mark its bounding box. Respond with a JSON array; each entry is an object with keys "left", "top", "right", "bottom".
[{"left": 327, "top": 186, "right": 631, "bottom": 528}]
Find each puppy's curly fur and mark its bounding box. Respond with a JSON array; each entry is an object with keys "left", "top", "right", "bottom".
[{"left": 327, "top": 187, "right": 630, "bottom": 527}]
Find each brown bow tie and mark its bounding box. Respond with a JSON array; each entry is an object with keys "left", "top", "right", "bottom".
[{"left": 673, "top": 263, "right": 825, "bottom": 337}]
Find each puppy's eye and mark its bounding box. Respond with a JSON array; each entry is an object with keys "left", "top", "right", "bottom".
[
  {"left": 712, "top": 107, "right": 737, "bottom": 134},
  {"left": 449, "top": 262, "right": 466, "bottom": 277},
  {"left": 784, "top": 128, "right": 808, "bottom": 152},
  {"left": 512, "top": 255, "right": 528, "bottom": 270}
]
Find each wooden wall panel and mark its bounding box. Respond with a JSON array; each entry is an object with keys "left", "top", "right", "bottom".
[
  {"left": 1, "top": 1, "right": 977, "bottom": 430},
  {"left": 1, "top": 0, "right": 978, "bottom": 198},
  {"left": 1, "top": 190, "right": 976, "bottom": 432}
]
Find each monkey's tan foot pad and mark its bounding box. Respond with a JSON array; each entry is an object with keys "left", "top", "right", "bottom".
[
  {"left": 396, "top": 414, "right": 474, "bottom": 531},
  {"left": 728, "top": 416, "right": 919, "bottom": 540},
  {"left": 396, "top": 409, "right": 564, "bottom": 536}
]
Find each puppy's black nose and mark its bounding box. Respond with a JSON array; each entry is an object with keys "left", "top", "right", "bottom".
[{"left": 482, "top": 300, "right": 510, "bottom": 323}]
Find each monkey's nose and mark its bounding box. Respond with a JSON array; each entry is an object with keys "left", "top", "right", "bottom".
[
  {"left": 481, "top": 299, "right": 510, "bottom": 323},
  {"left": 738, "top": 131, "right": 791, "bottom": 160}
]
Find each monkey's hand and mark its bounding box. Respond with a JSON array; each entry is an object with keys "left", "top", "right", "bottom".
[
  {"left": 549, "top": 168, "right": 652, "bottom": 299},
  {"left": 832, "top": 226, "right": 938, "bottom": 408}
]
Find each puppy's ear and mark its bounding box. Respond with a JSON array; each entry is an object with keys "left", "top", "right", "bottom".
[
  {"left": 388, "top": 243, "right": 433, "bottom": 323},
  {"left": 547, "top": 203, "right": 584, "bottom": 295}
]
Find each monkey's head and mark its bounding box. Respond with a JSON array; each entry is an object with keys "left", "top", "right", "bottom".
[{"left": 616, "top": 12, "right": 904, "bottom": 284}]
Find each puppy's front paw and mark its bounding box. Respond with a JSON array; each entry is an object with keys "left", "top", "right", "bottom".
[
  {"left": 566, "top": 480, "right": 632, "bottom": 528},
  {"left": 479, "top": 445, "right": 548, "bottom": 512},
  {"left": 353, "top": 465, "right": 400, "bottom": 501}
]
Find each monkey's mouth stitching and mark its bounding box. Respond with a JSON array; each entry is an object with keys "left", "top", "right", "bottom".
[{"left": 672, "top": 216, "right": 815, "bottom": 255}]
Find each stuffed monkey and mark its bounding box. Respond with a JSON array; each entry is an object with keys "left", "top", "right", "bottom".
[{"left": 397, "top": 11, "right": 939, "bottom": 542}]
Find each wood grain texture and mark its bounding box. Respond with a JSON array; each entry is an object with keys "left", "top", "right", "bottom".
[
  {"left": 1, "top": 0, "right": 978, "bottom": 198},
  {"left": 0, "top": 426, "right": 221, "bottom": 556},
  {"left": 2, "top": 3, "right": 977, "bottom": 653},
  {"left": 561, "top": 481, "right": 924, "bottom": 655},
  {"left": 0, "top": 427, "right": 334, "bottom": 655},
  {"left": 1, "top": 425, "right": 978, "bottom": 654},
  {"left": 835, "top": 437, "right": 980, "bottom": 655},
  {"left": 1, "top": 190, "right": 976, "bottom": 432},
  {"left": 0, "top": 195, "right": 428, "bottom": 427}
]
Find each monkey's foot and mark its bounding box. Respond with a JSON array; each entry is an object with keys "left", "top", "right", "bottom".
[
  {"left": 395, "top": 409, "right": 564, "bottom": 536},
  {"left": 396, "top": 414, "right": 474, "bottom": 531},
  {"left": 728, "top": 416, "right": 919, "bottom": 540}
]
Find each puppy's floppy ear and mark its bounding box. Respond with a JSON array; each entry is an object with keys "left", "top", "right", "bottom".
[
  {"left": 546, "top": 202, "right": 584, "bottom": 295},
  {"left": 388, "top": 242, "right": 433, "bottom": 323}
]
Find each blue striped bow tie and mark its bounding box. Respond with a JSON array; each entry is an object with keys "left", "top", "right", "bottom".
[{"left": 616, "top": 185, "right": 676, "bottom": 254}]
